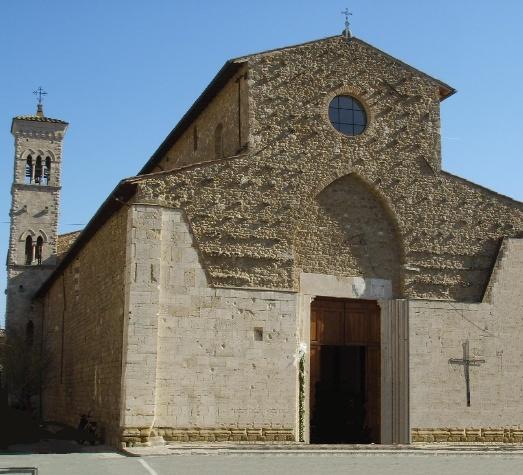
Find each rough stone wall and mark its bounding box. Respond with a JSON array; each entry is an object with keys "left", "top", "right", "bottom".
[
  {"left": 133, "top": 35, "right": 523, "bottom": 302},
  {"left": 294, "top": 173, "right": 403, "bottom": 296},
  {"left": 410, "top": 239, "right": 523, "bottom": 440},
  {"left": 41, "top": 207, "right": 128, "bottom": 445},
  {"left": 8, "top": 188, "right": 60, "bottom": 266},
  {"left": 120, "top": 205, "right": 297, "bottom": 446},
  {"left": 153, "top": 64, "right": 249, "bottom": 172}
]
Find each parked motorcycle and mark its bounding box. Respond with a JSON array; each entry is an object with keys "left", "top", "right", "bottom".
[{"left": 77, "top": 411, "right": 98, "bottom": 445}]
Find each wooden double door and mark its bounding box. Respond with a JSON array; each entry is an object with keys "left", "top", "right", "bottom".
[{"left": 310, "top": 298, "right": 380, "bottom": 443}]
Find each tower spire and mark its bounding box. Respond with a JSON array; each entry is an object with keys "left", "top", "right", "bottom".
[{"left": 33, "top": 86, "right": 47, "bottom": 117}]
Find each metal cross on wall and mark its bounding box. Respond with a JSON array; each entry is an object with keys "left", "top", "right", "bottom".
[{"left": 449, "top": 340, "right": 485, "bottom": 407}]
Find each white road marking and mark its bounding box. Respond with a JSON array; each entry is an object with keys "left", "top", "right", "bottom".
[{"left": 138, "top": 458, "right": 159, "bottom": 475}]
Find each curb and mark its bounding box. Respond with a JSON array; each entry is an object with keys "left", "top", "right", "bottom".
[{"left": 121, "top": 443, "right": 523, "bottom": 457}]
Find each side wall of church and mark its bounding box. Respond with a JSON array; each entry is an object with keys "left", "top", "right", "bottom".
[
  {"left": 151, "top": 63, "right": 249, "bottom": 172},
  {"left": 120, "top": 204, "right": 298, "bottom": 446},
  {"left": 409, "top": 238, "right": 523, "bottom": 442},
  {"left": 41, "top": 207, "right": 128, "bottom": 446}
]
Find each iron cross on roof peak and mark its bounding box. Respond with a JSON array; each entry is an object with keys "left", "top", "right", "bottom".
[
  {"left": 33, "top": 86, "right": 47, "bottom": 117},
  {"left": 341, "top": 8, "right": 353, "bottom": 40},
  {"left": 33, "top": 86, "right": 47, "bottom": 105}
]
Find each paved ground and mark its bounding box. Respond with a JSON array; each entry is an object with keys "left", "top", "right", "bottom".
[
  {"left": 1, "top": 406, "right": 522, "bottom": 475},
  {"left": 2, "top": 446, "right": 523, "bottom": 475}
]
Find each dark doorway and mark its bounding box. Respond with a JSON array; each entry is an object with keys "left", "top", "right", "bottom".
[{"left": 310, "top": 298, "right": 380, "bottom": 444}]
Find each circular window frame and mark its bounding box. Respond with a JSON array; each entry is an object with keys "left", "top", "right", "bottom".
[{"left": 323, "top": 86, "right": 373, "bottom": 139}]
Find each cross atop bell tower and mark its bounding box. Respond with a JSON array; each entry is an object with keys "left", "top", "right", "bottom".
[
  {"left": 5, "top": 93, "right": 68, "bottom": 335},
  {"left": 33, "top": 86, "right": 47, "bottom": 118}
]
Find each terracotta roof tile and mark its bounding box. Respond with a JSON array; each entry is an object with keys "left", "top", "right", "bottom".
[
  {"left": 56, "top": 230, "right": 82, "bottom": 258},
  {"left": 14, "top": 115, "right": 68, "bottom": 124}
]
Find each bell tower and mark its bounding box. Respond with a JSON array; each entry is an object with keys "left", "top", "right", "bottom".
[{"left": 5, "top": 97, "right": 68, "bottom": 335}]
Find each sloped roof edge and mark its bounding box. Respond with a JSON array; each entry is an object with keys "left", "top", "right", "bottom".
[
  {"left": 13, "top": 115, "right": 68, "bottom": 124},
  {"left": 231, "top": 34, "right": 342, "bottom": 61},
  {"left": 33, "top": 164, "right": 522, "bottom": 300},
  {"left": 441, "top": 171, "right": 523, "bottom": 209},
  {"left": 139, "top": 60, "right": 245, "bottom": 175},
  {"left": 352, "top": 38, "right": 456, "bottom": 100},
  {"left": 233, "top": 35, "right": 455, "bottom": 99},
  {"left": 34, "top": 180, "right": 137, "bottom": 298},
  {"left": 34, "top": 154, "right": 248, "bottom": 299}
]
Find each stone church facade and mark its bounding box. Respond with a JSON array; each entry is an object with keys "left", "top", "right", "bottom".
[{"left": 5, "top": 34, "right": 523, "bottom": 447}]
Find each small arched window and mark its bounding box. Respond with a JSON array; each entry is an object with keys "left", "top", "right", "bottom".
[
  {"left": 25, "top": 155, "right": 33, "bottom": 184},
  {"left": 26, "top": 320, "right": 34, "bottom": 347},
  {"left": 25, "top": 236, "right": 33, "bottom": 265},
  {"left": 34, "top": 156, "right": 43, "bottom": 184},
  {"left": 36, "top": 236, "right": 44, "bottom": 264},
  {"left": 214, "top": 123, "right": 223, "bottom": 159},
  {"left": 44, "top": 157, "right": 51, "bottom": 185}
]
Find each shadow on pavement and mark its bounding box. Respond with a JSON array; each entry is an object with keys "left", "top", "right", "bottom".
[{"left": 0, "top": 404, "right": 119, "bottom": 455}]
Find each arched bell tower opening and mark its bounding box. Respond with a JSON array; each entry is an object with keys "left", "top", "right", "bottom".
[{"left": 24, "top": 235, "right": 33, "bottom": 265}]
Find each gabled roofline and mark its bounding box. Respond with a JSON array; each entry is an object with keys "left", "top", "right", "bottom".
[
  {"left": 138, "top": 34, "right": 456, "bottom": 175},
  {"left": 231, "top": 34, "right": 342, "bottom": 61},
  {"left": 36, "top": 35, "right": 463, "bottom": 297},
  {"left": 138, "top": 60, "right": 245, "bottom": 175},
  {"left": 234, "top": 35, "right": 456, "bottom": 100}
]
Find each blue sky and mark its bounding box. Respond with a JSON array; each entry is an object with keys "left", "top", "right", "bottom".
[{"left": 1, "top": 0, "right": 522, "bottom": 325}]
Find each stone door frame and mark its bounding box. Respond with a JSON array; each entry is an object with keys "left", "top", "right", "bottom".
[{"left": 298, "top": 272, "right": 410, "bottom": 444}]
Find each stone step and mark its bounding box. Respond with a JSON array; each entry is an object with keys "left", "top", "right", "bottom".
[{"left": 123, "top": 442, "right": 523, "bottom": 457}]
